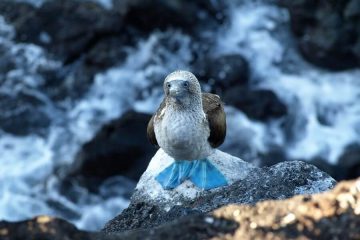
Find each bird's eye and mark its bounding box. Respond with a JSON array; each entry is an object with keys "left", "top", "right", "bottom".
[
  {"left": 183, "top": 81, "right": 189, "bottom": 87},
  {"left": 166, "top": 83, "right": 171, "bottom": 88}
]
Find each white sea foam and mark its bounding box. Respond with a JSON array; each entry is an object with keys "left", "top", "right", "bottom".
[
  {"left": 14, "top": 0, "right": 114, "bottom": 9},
  {"left": 215, "top": 1, "right": 360, "bottom": 164},
  {"left": 0, "top": 16, "right": 132, "bottom": 230}
]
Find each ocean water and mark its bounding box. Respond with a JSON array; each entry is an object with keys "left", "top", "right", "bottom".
[{"left": 0, "top": 0, "right": 359, "bottom": 231}]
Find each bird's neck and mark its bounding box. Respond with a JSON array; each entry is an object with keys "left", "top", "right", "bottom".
[{"left": 166, "top": 95, "right": 203, "bottom": 113}]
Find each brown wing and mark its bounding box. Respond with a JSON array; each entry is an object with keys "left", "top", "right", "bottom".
[
  {"left": 147, "top": 99, "right": 166, "bottom": 147},
  {"left": 202, "top": 93, "right": 226, "bottom": 148}
]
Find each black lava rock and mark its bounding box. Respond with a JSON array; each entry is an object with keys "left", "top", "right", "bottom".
[
  {"left": 305, "top": 144, "right": 360, "bottom": 182},
  {"left": 224, "top": 87, "right": 287, "bottom": 121},
  {"left": 282, "top": 0, "right": 360, "bottom": 70},
  {"left": 70, "top": 111, "right": 156, "bottom": 181},
  {"left": 0, "top": 0, "right": 123, "bottom": 63},
  {"left": 196, "top": 54, "right": 250, "bottom": 94},
  {"left": 0, "top": 0, "right": 129, "bottom": 102},
  {"left": 122, "top": 0, "right": 226, "bottom": 35},
  {"left": 0, "top": 216, "right": 92, "bottom": 240},
  {"left": 0, "top": 214, "right": 237, "bottom": 240},
  {"left": 0, "top": 91, "right": 51, "bottom": 136},
  {"left": 3, "top": 179, "right": 360, "bottom": 240},
  {"left": 338, "top": 144, "right": 360, "bottom": 180}
]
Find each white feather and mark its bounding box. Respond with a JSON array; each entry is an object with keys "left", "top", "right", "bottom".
[{"left": 154, "top": 106, "right": 214, "bottom": 160}]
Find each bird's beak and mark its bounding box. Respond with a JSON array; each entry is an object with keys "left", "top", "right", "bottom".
[{"left": 169, "top": 80, "right": 187, "bottom": 100}]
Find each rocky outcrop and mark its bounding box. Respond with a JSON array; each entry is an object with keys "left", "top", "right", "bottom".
[
  {"left": 0, "top": 214, "right": 237, "bottom": 240},
  {"left": 282, "top": 0, "right": 360, "bottom": 70},
  {"left": 213, "top": 177, "right": 360, "bottom": 240},
  {"left": 103, "top": 159, "right": 335, "bottom": 232},
  {"left": 3, "top": 177, "right": 359, "bottom": 240}
]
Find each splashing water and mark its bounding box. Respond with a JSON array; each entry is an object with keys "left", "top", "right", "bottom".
[
  {"left": 0, "top": 16, "right": 194, "bottom": 230},
  {"left": 216, "top": 2, "right": 360, "bottom": 164}
]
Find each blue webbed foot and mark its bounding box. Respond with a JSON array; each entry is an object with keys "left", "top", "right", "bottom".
[
  {"left": 189, "top": 159, "right": 228, "bottom": 190},
  {"left": 155, "top": 160, "right": 193, "bottom": 189},
  {"left": 155, "top": 159, "right": 228, "bottom": 190}
]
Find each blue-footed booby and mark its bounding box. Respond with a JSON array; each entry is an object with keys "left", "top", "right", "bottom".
[{"left": 147, "top": 70, "right": 227, "bottom": 190}]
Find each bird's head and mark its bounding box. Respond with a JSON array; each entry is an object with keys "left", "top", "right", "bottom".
[{"left": 164, "top": 70, "right": 202, "bottom": 107}]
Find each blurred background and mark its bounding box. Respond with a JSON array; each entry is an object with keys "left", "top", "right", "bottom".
[{"left": 0, "top": 0, "right": 359, "bottom": 232}]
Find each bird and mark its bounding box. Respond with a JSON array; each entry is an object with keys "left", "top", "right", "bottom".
[{"left": 147, "top": 70, "right": 228, "bottom": 190}]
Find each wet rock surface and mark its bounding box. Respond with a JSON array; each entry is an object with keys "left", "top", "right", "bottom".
[
  {"left": 70, "top": 111, "right": 155, "bottom": 181},
  {"left": 307, "top": 144, "right": 360, "bottom": 181},
  {"left": 0, "top": 91, "right": 51, "bottom": 136},
  {"left": 282, "top": 0, "right": 360, "bottom": 70},
  {"left": 122, "top": 0, "right": 226, "bottom": 35},
  {"left": 103, "top": 161, "right": 336, "bottom": 232},
  {"left": 0, "top": 0, "right": 123, "bottom": 63},
  {"left": 0, "top": 0, "right": 225, "bottom": 63},
  {"left": 337, "top": 143, "right": 360, "bottom": 180},
  {"left": 224, "top": 87, "right": 288, "bottom": 121},
  {"left": 195, "top": 54, "right": 250, "bottom": 94}
]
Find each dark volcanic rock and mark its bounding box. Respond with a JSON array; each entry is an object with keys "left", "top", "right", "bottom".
[
  {"left": 0, "top": 214, "right": 237, "bottom": 240},
  {"left": 282, "top": 0, "right": 360, "bottom": 70},
  {"left": 338, "top": 144, "right": 360, "bottom": 180},
  {"left": 196, "top": 54, "right": 250, "bottom": 94},
  {"left": 308, "top": 157, "right": 346, "bottom": 181},
  {"left": 103, "top": 161, "right": 335, "bottom": 232},
  {"left": 3, "top": 179, "right": 359, "bottom": 240},
  {"left": 0, "top": 91, "right": 51, "bottom": 136},
  {"left": 0, "top": 0, "right": 225, "bottom": 64},
  {"left": 118, "top": 214, "right": 238, "bottom": 240},
  {"left": 0, "top": 216, "right": 91, "bottom": 240},
  {"left": 309, "top": 144, "right": 360, "bottom": 181},
  {"left": 224, "top": 87, "right": 287, "bottom": 121},
  {"left": 0, "top": 0, "right": 123, "bottom": 63},
  {"left": 0, "top": 0, "right": 128, "bottom": 101},
  {"left": 122, "top": 0, "right": 226, "bottom": 35},
  {"left": 70, "top": 111, "right": 156, "bottom": 181},
  {"left": 0, "top": 0, "right": 226, "bottom": 102}
]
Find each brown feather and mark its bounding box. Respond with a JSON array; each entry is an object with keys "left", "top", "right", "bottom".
[
  {"left": 146, "top": 93, "right": 226, "bottom": 148},
  {"left": 202, "top": 93, "right": 226, "bottom": 148},
  {"left": 147, "top": 99, "right": 165, "bottom": 147}
]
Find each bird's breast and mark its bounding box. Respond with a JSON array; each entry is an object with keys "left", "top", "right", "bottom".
[{"left": 154, "top": 110, "right": 213, "bottom": 160}]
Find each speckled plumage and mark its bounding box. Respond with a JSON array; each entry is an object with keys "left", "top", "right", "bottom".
[{"left": 154, "top": 102, "right": 213, "bottom": 160}]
